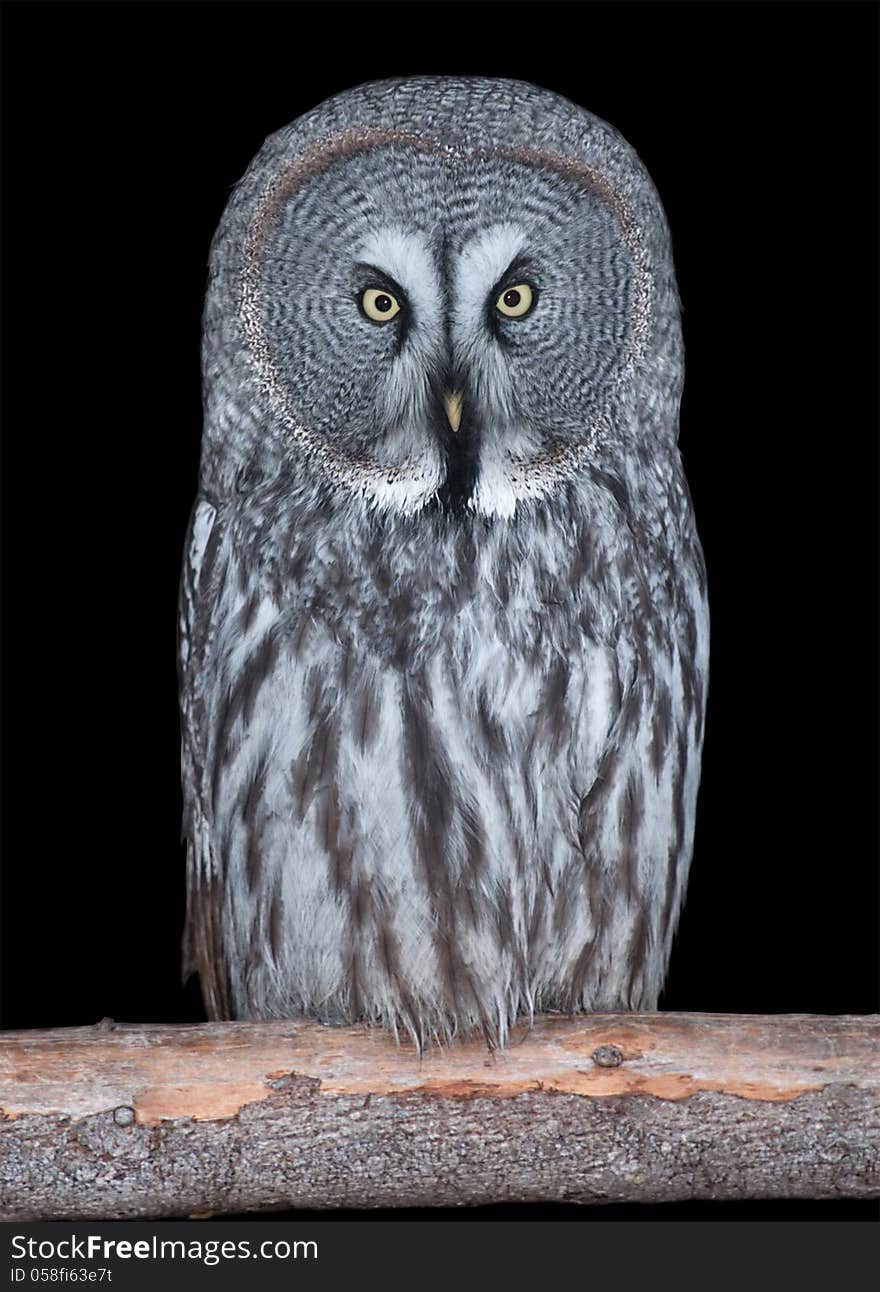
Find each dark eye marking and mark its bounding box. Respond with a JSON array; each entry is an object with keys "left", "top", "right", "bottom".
[
  {"left": 354, "top": 263, "right": 408, "bottom": 314},
  {"left": 352, "top": 263, "right": 411, "bottom": 348},
  {"left": 486, "top": 254, "right": 540, "bottom": 337}
]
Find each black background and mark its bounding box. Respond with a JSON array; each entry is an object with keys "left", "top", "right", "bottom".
[{"left": 2, "top": 1, "right": 877, "bottom": 1221}]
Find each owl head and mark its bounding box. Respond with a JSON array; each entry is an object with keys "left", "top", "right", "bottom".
[{"left": 202, "top": 78, "right": 680, "bottom": 522}]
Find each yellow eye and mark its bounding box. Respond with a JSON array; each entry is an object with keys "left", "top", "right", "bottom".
[
  {"left": 495, "top": 282, "right": 534, "bottom": 318},
  {"left": 361, "top": 287, "right": 401, "bottom": 322}
]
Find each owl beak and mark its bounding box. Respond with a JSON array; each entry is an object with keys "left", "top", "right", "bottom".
[{"left": 443, "top": 390, "right": 463, "bottom": 434}]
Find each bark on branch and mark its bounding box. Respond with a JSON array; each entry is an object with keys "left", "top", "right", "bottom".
[{"left": 1, "top": 1012, "right": 877, "bottom": 1219}]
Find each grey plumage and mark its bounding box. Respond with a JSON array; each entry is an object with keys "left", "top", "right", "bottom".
[{"left": 179, "top": 77, "right": 709, "bottom": 1048}]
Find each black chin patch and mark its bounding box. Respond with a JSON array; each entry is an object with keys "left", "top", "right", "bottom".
[{"left": 430, "top": 397, "right": 481, "bottom": 518}]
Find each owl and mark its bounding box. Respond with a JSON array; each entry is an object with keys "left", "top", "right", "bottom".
[{"left": 179, "top": 77, "right": 709, "bottom": 1050}]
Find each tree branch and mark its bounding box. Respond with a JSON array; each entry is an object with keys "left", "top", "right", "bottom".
[{"left": 1, "top": 1013, "right": 877, "bottom": 1219}]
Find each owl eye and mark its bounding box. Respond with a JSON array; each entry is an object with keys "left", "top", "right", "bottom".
[
  {"left": 495, "top": 283, "right": 535, "bottom": 319},
  {"left": 361, "top": 287, "right": 402, "bottom": 323}
]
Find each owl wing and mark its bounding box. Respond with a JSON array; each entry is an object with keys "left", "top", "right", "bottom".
[
  {"left": 566, "top": 501, "right": 708, "bottom": 1012},
  {"left": 178, "top": 496, "right": 230, "bottom": 1020}
]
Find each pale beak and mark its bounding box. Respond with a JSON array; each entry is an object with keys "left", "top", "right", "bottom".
[{"left": 443, "top": 390, "right": 463, "bottom": 434}]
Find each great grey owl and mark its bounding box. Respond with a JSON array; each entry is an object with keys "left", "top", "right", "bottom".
[{"left": 179, "top": 76, "right": 709, "bottom": 1049}]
